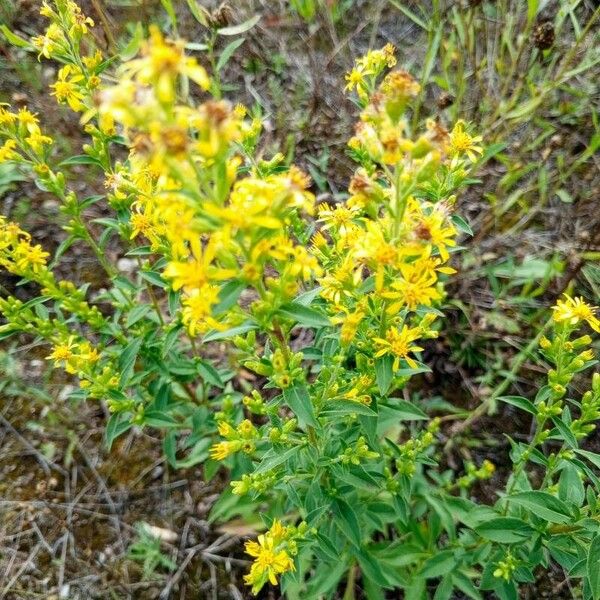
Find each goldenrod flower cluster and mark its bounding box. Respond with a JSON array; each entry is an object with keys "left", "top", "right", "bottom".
[
  {"left": 312, "top": 46, "right": 479, "bottom": 387},
  {"left": 243, "top": 520, "right": 303, "bottom": 594},
  {"left": 7, "top": 7, "right": 598, "bottom": 596}
]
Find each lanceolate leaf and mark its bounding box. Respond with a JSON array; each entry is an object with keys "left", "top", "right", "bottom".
[
  {"left": 588, "top": 535, "right": 600, "bottom": 600},
  {"left": 282, "top": 385, "right": 318, "bottom": 427},
  {"left": 507, "top": 491, "right": 572, "bottom": 523}
]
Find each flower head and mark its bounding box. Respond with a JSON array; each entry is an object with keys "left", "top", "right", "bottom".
[
  {"left": 373, "top": 325, "right": 423, "bottom": 370},
  {"left": 244, "top": 527, "right": 295, "bottom": 594},
  {"left": 449, "top": 121, "right": 483, "bottom": 162},
  {"left": 553, "top": 295, "right": 600, "bottom": 332}
]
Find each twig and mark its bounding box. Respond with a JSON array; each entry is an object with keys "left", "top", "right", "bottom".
[{"left": 0, "top": 412, "right": 67, "bottom": 476}]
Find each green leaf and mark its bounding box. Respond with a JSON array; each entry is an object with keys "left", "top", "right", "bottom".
[
  {"left": 452, "top": 571, "right": 483, "bottom": 600},
  {"left": 558, "top": 463, "right": 585, "bottom": 507},
  {"left": 142, "top": 411, "right": 178, "bottom": 428},
  {"left": 254, "top": 445, "right": 301, "bottom": 474},
  {"left": 160, "top": 0, "right": 177, "bottom": 28},
  {"left": 0, "top": 25, "right": 30, "bottom": 48},
  {"left": 575, "top": 449, "right": 600, "bottom": 470},
  {"left": 216, "top": 38, "right": 245, "bottom": 71},
  {"left": 118, "top": 338, "right": 142, "bottom": 386},
  {"left": 357, "top": 548, "right": 393, "bottom": 588},
  {"left": 202, "top": 322, "right": 258, "bottom": 342},
  {"left": 507, "top": 491, "right": 572, "bottom": 523},
  {"left": 381, "top": 399, "right": 428, "bottom": 420},
  {"left": 197, "top": 360, "right": 224, "bottom": 388},
  {"left": 186, "top": 0, "right": 210, "bottom": 26},
  {"left": 59, "top": 155, "right": 104, "bottom": 167},
  {"left": 163, "top": 431, "right": 177, "bottom": 467},
  {"left": 588, "top": 535, "right": 600, "bottom": 600},
  {"left": 388, "top": 0, "right": 428, "bottom": 30},
  {"left": 217, "top": 14, "right": 261, "bottom": 36},
  {"left": 174, "top": 438, "right": 211, "bottom": 468},
  {"left": 498, "top": 395, "right": 537, "bottom": 415},
  {"left": 321, "top": 400, "right": 377, "bottom": 417},
  {"left": 551, "top": 416, "right": 578, "bottom": 449},
  {"left": 333, "top": 499, "right": 361, "bottom": 548},
  {"left": 450, "top": 214, "right": 473, "bottom": 236},
  {"left": 126, "top": 304, "right": 152, "bottom": 328},
  {"left": 277, "top": 302, "right": 330, "bottom": 328},
  {"left": 375, "top": 355, "right": 393, "bottom": 395},
  {"left": 283, "top": 385, "right": 317, "bottom": 427},
  {"left": 213, "top": 280, "right": 245, "bottom": 314},
  {"left": 139, "top": 270, "right": 167, "bottom": 289},
  {"left": 420, "top": 550, "right": 455, "bottom": 578},
  {"left": 527, "top": 0, "right": 539, "bottom": 25},
  {"left": 475, "top": 517, "right": 534, "bottom": 543},
  {"left": 105, "top": 413, "right": 132, "bottom": 450}
]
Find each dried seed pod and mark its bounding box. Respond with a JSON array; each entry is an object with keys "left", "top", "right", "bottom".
[
  {"left": 437, "top": 92, "right": 455, "bottom": 110},
  {"left": 532, "top": 21, "right": 555, "bottom": 50},
  {"left": 211, "top": 3, "right": 234, "bottom": 28}
]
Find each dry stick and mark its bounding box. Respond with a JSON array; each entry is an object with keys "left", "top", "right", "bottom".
[
  {"left": 0, "top": 412, "right": 66, "bottom": 477},
  {"left": 1, "top": 543, "right": 42, "bottom": 597},
  {"left": 74, "top": 440, "right": 131, "bottom": 587},
  {"left": 90, "top": 0, "right": 117, "bottom": 51},
  {"left": 159, "top": 542, "right": 205, "bottom": 600}
]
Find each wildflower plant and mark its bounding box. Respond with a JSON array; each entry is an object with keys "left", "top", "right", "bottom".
[{"left": 1, "top": 3, "right": 599, "bottom": 599}]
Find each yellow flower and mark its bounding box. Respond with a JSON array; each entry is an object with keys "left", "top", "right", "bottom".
[
  {"left": 16, "top": 108, "right": 39, "bottom": 131},
  {"left": 82, "top": 50, "right": 104, "bottom": 70},
  {"left": 345, "top": 66, "right": 366, "bottom": 92},
  {"left": 129, "top": 211, "right": 155, "bottom": 240},
  {"left": 286, "top": 247, "right": 322, "bottom": 281},
  {"left": 124, "top": 26, "right": 209, "bottom": 104},
  {"left": 181, "top": 284, "right": 221, "bottom": 336},
  {"left": 163, "top": 237, "right": 235, "bottom": 293},
  {"left": 413, "top": 209, "right": 457, "bottom": 262},
  {"left": 237, "top": 419, "right": 258, "bottom": 439},
  {"left": 50, "top": 65, "right": 86, "bottom": 112},
  {"left": 358, "top": 44, "right": 397, "bottom": 73},
  {"left": 0, "top": 107, "right": 16, "bottom": 126},
  {"left": 373, "top": 325, "right": 423, "bottom": 370},
  {"left": 0, "top": 140, "right": 19, "bottom": 163},
  {"left": 244, "top": 533, "right": 295, "bottom": 594},
  {"left": 381, "top": 262, "right": 441, "bottom": 312},
  {"left": 13, "top": 241, "right": 50, "bottom": 274},
  {"left": 449, "top": 121, "right": 483, "bottom": 162},
  {"left": 217, "top": 420, "right": 236, "bottom": 439},
  {"left": 47, "top": 338, "right": 78, "bottom": 364},
  {"left": 552, "top": 295, "right": 600, "bottom": 332},
  {"left": 32, "top": 23, "right": 63, "bottom": 59},
  {"left": 209, "top": 440, "right": 242, "bottom": 461},
  {"left": 318, "top": 203, "right": 359, "bottom": 236},
  {"left": 24, "top": 128, "right": 53, "bottom": 154}
]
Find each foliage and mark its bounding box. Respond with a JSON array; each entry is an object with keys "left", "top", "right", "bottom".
[{"left": 0, "top": 1, "right": 599, "bottom": 598}]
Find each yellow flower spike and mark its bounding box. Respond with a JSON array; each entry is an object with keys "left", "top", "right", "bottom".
[{"left": 552, "top": 295, "right": 600, "bottom": 332}]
